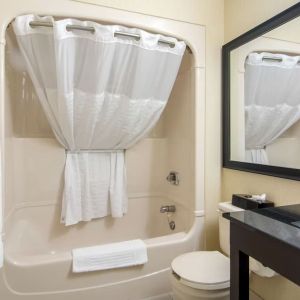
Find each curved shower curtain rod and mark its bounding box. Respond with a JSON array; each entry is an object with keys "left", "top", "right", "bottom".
[{"left": 28, "top": 20, "right": 192, "bottom": 53}]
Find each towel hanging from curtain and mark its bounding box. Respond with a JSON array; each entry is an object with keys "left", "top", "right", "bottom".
[{"left": 12, "top": 15, "right": 185, "bottom": 225}]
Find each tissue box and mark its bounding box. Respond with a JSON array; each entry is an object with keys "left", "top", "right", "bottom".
[{"left": 232, "top": 194, "right": 274, "bottom": 210}]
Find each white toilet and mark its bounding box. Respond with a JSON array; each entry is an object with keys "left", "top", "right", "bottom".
[{"left": 170, "top": 202, "right": 243, "bottom": 300}]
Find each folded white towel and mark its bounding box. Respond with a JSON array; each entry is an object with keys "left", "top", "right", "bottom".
[{"left": 72, "top": 239, "right": 148, "bottom": 273}]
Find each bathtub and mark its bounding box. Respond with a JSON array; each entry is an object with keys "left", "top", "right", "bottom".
[
  {"left": 0, "top": 2, "right": 206, "bottom": 299},
  {"left": 1, "top": 195, "right": 204, "bottom": 299}
]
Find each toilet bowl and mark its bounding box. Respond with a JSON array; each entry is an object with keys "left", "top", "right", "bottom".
[
  {"left": 170, "top": 202, "right": 274, "bottom": 299},
  {"left": 171, "top": 251, "right": 230, "bottom": 300}
]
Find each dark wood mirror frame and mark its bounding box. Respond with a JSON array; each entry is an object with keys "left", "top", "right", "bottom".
[{"left": 222, "top": 2, "right": 300, "bottom": 181}]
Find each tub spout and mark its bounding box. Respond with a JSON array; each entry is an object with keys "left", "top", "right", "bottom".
[{"left": 160, "top": 205, "right": 176, "bottom": 213}]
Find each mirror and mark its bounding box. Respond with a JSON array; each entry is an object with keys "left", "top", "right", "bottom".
[{"left": 223, "top": 3, "right": 300, "bottom": 180}]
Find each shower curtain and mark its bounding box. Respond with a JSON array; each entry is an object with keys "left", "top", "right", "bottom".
[
  {"left": 245, "top": 52, "right": 300, "bottom": 164},
  {"left": 13, "top": 15, "right": 185, "bottom": 226}
]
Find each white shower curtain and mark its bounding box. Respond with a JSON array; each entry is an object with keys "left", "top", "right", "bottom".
[
  {"left": 245, "top": 52, "right": 300, "bottom": 164},
  {"left": 13, "top": 15, "right": 185, "bottom": 225}
]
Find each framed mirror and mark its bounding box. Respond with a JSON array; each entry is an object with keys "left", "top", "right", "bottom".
[{"left": 223, "top": 2, "right": 300, "bottom": 181}]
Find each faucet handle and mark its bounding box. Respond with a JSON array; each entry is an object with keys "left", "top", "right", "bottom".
[{"left": 166, "top": 171, "right": 179, "bottom": 185}]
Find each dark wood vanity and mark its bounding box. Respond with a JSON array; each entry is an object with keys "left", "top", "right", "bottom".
[{"left": 224, "top": 204, "right": 300, "bottom": 300}]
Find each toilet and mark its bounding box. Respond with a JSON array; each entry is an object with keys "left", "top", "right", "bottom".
[{"left": 170, "top": 202, "right": 243, "bottom": 300}]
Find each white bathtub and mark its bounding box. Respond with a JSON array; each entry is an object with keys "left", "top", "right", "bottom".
[
  {"left": 1, "top": 196, "right": 204, "bottom": 299},
  {"left": 0, "top": 4, "right": 206, "bottom": 298}
]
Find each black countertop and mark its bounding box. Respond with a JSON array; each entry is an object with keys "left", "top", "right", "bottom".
[{"left": 223, "top": 204, "right": 300, "bottom": 250}]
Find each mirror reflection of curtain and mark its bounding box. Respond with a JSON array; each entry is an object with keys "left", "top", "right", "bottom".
[{"left": 245, "top": 52, "right": 300, "bottom": 164}]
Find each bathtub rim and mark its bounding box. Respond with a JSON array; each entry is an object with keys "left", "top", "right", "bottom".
[
  {"left": 2, "top": 215, "right": 204, "bottom": 295},
  {"left": 3, "top": 195, "right": 204, "bottom": 267},
  {"left": 3, "top": 193, "right": 201, "bottom": 268}
]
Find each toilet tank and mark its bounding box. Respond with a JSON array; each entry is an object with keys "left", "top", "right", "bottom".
[{"left": 218, "top": 202, "right": 244, "bottom": 256}]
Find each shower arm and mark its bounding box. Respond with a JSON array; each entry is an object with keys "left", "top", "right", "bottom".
[{"left": 28, "top": 21, "right": 191, "bottom": 52}]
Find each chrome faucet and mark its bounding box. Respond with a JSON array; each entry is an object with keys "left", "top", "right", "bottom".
[{"left": 160, "top": 205, "right": 176, "bottom": 213}]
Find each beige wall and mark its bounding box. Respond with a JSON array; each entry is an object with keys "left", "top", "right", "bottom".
[
  {"left": 224, "top": 0, "right": 300, "bottom": 299},
  {"left": 74, "top": 0, "right": 224, "bottom": 249}
]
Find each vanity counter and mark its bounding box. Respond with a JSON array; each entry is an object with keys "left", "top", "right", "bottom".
[{"left": 224, "top": 204, "right": 300, "bottom": 300}]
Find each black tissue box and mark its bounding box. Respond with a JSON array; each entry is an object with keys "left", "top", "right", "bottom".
[{"left": 232, "top": 194, "right": 274, "bottom": 210}]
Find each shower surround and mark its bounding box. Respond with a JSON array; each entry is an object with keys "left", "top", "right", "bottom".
[{"left": 0, "top": 1, "right": 205, "bottom": 299}]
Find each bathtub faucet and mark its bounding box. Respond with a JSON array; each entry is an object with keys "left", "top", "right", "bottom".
[{"left": 160, "top": 205, "right": 176, "bottom": 213}]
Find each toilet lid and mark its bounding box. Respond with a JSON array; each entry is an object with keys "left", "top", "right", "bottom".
[{"left": 171, "top": 251, "right": 230, "bottom": 290}]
